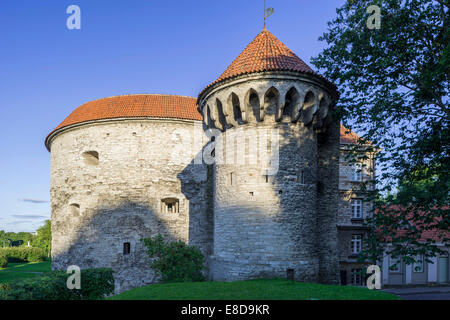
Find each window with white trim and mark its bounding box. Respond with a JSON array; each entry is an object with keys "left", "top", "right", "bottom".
[
  {"left": 351, "top": 268, "right": 362, "bottom": 286},
  {"left": 389, "top": 256, "right": 401, "bottom": 272},
  {"left": 413, "top": 255, "right": 424, "bottom": 273},
  {"left": 352, "top": 163, "right": 362, "bottom": 181},
  {"left": 351, "top": 235, "right": 362, "bottom": 254},
  {"left": 161, "top": 198, "right": 179, "bottom": 214},
  {"left": 351, "top": 199, "right": 363, "bottom": 219}
]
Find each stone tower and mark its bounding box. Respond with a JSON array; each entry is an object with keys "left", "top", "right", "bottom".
[
  {"left": 45, "top": 29, "right": 341, "bottom": 292},
  {"left": 198, "top": 29, "right": 340, "bottom": 283},
  {"left": 45, "top": 95, "right": 213, "bottom": 292}
]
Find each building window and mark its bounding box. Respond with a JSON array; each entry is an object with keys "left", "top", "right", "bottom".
[
  {"left": 351, "top": 235, "right": 362, "bottom": 254},
  {"left": 352, "top": 163, "right": 362, "bottom": 181},
  {"left": 389, "top": 256, "right": 402, "bottom": 272},
  {"left": 413, "top": 255, "right": 424, "bottom": 273},
  {"left": 296, "top": 170, "right": 305, "bottom": 184},
  {"left": 351, "top": 268, "right": 362, "bottom": 286},
  {"left": 351, "top": 199, "right": 363, "bottom": 219},
  {"left": 161, "top": 198, "right": 179, "bottom": 214},
  {"left": 82, "top": 151, "right": 99, "bottom": 166},
  {"left": 229, "top": 172, "right": 234, "bottom": 186},
  {"left": 70, "top": 203, "right": 80, "bottom": 216},
  {"left": 123, "top": 242, "right": 131, "bottom": 255}
]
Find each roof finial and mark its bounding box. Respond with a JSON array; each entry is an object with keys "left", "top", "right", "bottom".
[{"left": 264, "top": 0, "right": 275, "bottom": 29}]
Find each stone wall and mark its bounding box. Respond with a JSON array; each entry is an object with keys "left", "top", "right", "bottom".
[
  {"left": 210, "top": 123, "right": 320, "bottom": 282},
  {"left": 199, "top": 72, "right": 339, "bottom": 283}
]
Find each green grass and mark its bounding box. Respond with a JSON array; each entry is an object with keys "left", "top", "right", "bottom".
[
  {"left": 0, "top": 260, "right": 51, "bottom": 284},
  {"left": 109, "top": 279, "right": 400, "bottom": 300}
]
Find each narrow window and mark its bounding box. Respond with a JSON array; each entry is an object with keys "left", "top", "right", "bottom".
[
  {"left": 70, "top": 203, "right": 80, "bottom": 216},
  {"left": 413, "top": 255, "right": 424, "bottom": 273},
  {"left": 352, "top": 163, "right": 362, "bottom": 181},
  {"left": 351, "top": 199, "right": 363, "bottom": 218},
  {"left": 82, "top": 151, "right": 99, "bottom": 166},
  {"left": 296, "top": 170, "right": 305, "bottom": 184},
  {"left": 123, "top": 242, "right": 131, "bottom": 255},
  {"left": 351, "top": 269, "right": 362, "bottom": 286},
  {"left": 351, "top": 235, "right": 362, "bottom": 254},
  {"left": 161, "top": 198, "right": 179, "bottom": 214},
  {"left": 389, "top": 256, "right": 401, "bottom": 272},
  {"left": 229, "top": 172, "right": 234, "bottom": 186}
]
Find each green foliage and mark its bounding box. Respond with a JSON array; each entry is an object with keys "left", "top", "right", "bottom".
[
  {"left": 0, "top": 253, "right": 7, "bottom": 268},
  {"left": 312, "top": 0, "right": 449, "bottom": 262},
  {"left": 142, "top": 234, "right": 205, "bottom": 283},
  {"left": 0, "top": 268, "right": 114, "bottom": 300},
  {"left": 32, "top": 220, "right": 52, "bottom": 257},
  {"left": 0, "top": 230, "right": 33, "bottom": 247},
  {"left": 109, "top": 279, "right": 400, "bottom": 300},
  {"left": 0, "top": 247, "right": 46, "bottom": 263}
]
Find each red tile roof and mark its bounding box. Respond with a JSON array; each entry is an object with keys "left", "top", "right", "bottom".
[
  {"left": 340, "top": 125, "right": 361, "bottom": 144},
  {"left": 198, "top": 29, "right": 337, "bottom": 100},
  {"left": 377, "top": 205, "right": 450, "bottom": 243},
  {"left": 45, "top": 94, "right": 201, "bottom": 149}
]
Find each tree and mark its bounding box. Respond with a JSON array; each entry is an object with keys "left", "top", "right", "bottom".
[
  {"left": 32, "top": 220, "right": 52, "bottom": 257},
  {"left": 0, "top": 231, "right": 10, "bottom": 248},
  {"left": 311, "top": 0, "right": 449, "bottom": 263}
]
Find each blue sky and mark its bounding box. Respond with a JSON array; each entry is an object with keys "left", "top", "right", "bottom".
[{"left": 0, "top": 0, "right": 346, "bottom": 232}]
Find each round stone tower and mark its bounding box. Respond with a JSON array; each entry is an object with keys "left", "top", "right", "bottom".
[
  {"left": 45, "top": 94, "right": 213, "bottom": 292},
  {"left": 198, "top": 29, "right": 340, "bottom": 283}
]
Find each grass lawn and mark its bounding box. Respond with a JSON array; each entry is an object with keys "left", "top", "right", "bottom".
[
  {"left": 0, "top": 260, "right": 52, "bottom": 284},
  {"left": 109, "top": 279, "right": 400, "bottom": 300}
]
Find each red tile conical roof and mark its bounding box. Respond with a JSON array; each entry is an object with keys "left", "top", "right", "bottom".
[
  {"left": 199, "top": 29, "right": 336, "bottom": 99},
  {"left": 217, "top": 28, "right": 314, "bottom": 81}
]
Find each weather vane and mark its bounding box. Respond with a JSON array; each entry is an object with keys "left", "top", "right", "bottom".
[{"left": 264, "top": 0, "right": 275, "bottom": 29}]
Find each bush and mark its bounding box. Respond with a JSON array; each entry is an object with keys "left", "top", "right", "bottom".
[
  {"left": 0, "top": 253, "right": 7, "bottom": 268},
  {"left": 0, "top": 247, "right": 46, "bottom": 263},
  {"left": 143, "top": 234, "right": 205, "bottom": 283},
  {"left": 0, "top": 268, "right": 114, "bottom": 300}
]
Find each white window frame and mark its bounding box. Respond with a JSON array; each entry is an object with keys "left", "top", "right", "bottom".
[
  {"left": 413, "top": 255, "right": 424, "bottom": 273},
  {"left": 352, "top": 163, "right": 362, "bottom": 182},
  {"left": 351, "top": 235, "right": 362, "bottom": 254},
  {"left": 161, "top": 198, "right": 180, "bottom": 214},
  {"left": 351, "top": 268, "right": 362, "bottom": 286},
  {"left": 389, "top": 256, "right": 402, "bottom": 273},
  {"left": 351, "top": 199, "right": 363, "bottom": 219}
]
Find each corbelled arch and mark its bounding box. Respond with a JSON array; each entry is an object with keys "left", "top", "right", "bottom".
[
  {"left": 282, "top": 87, "right": 302, "bottom": 122},
  {"left": 301, "top": 89, "right": 318, "bottom": 125},
  {"left": 215, "top": 98, "right": 228, "bottom": 131},
  {"left": 263, "top": 86, "right": 280, "bottom": 121},
  {"left": 226, "top": 92, "right": 245, "bottom": 126},
  {"left": 244, "top": 88, "right": 262, "bottom": 123}
]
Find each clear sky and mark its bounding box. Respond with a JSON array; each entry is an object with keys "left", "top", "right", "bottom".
[{"left": 0, "top": 0, "right": 346, "bottom": 232}]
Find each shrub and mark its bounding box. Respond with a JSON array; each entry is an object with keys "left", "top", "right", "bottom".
[
  {"left": 0, "top": 253, "right": 7, "bottom": 268},
  {"left": 142, "top": 234, "right": 205, "bottom": 283},
  {"left": 0, "top": 247, "right": 46, "bottom": 263},
  {"left": 0, "top": 268, "right": 114, "bottom": 300}
]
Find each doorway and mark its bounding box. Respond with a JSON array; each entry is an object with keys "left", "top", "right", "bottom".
[{"left": 438, "top": 253, "right": 449, "bottom": 283}]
